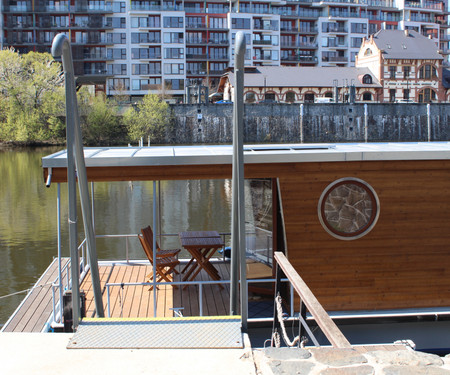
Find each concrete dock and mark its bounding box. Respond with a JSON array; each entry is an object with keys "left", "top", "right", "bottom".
[{"left": 2, "top": 332, "right": 450, "bottom": 374}]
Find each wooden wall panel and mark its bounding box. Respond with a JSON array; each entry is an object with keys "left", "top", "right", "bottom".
[{"left": 277, "top": 160, "right": 450, "bottom": 311}]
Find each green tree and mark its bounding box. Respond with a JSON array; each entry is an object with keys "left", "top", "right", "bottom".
[
  {"left": 78, "top": 91, "right": 122, "bottom": 145},
  {"left": 0, "top": 49, "right": 64, "bottom": 143},
  {"left": 123, "top": 94, "right": 171, "bottom": 144}
]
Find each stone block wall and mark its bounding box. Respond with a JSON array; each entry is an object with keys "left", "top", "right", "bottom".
[{"left": 167, "top": 103, "right": 450, "bottom": 144}]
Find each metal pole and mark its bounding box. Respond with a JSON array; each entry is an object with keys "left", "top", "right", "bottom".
[
  {"left": 300, "top": 104, "right": 304, "bottom": 143},
  {"left": 364, "top": 103, "right": 368, "bottom": 143},
  {"left": 57, "top": 184, "right": 63, "bottom": 322},
  {"left": 230, "top": 31, "right": 247, "bottom": 331},
  {"left": 427, "top": 103, "right": 431, "bottom": 142},
  {"left": 52, "top": 34, "right": 104, "bottom": 321},
  {"left": 152, "top": 181, "right": 157, "bottom": 317},
  {"left": 91, "top": 182, "right": 95, "bottom": 231}
]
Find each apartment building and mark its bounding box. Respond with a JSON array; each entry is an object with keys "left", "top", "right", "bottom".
[{"left": 1, "top": 0, "right": 448, "bottom": 102}]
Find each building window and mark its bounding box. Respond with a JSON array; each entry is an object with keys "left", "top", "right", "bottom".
[
  {"left": 403, "top": 66, "right": 411, "bottom": 79},
  {"left": 389, "top": 66, "right": 396, "bottom": 79},
  {"left": 403, "top": 89, "right": 410, "bottom": 100},
  {"left": 163, "top": 17, "right": 183, "bottom": 28},
  {"left": 132, "top": 62, "right": 161, "bottom": 75},
  {"left": 362, "top": 92, "right": 372, "bottom": 101},
  {"left": 389, "top": 89, "right": 396, "bottom": 102},
  {"left": 107, "top": 33, "right": 126, "bottom": 44},
  {"left": 107, "top": 64, "right": 127, "bottom": 75},
  {"left": 163, "top": 32, "right": 184, "bottom": 44},
  {"left": 107, "top": 48, "right": 126, "bottom": 59},
  {"left": 164, "top": 63, "right": 184, "bottom": 75},
  {"left": 364, "top": 48, "right": 372, "bottom": 56},
  {"left": 164, "top": 79, "right": 185, "bottom": 90},
  {"left": 231, "top": 18, "right": 251, "bottom": 29},
  {"left": 131, "top": 47, "right": 161, "bottom": 59},
  {"left": 285, "top": 91, "right": 296, "bottom": 103},
  {"left": 131, "top": 32, "right": 160, "bottom": 44},
  {"left": 164, "top": 48, "right": 184, "bottom": 59},
  {"left": 108, "top": 78, "right": 130, "bottom": 91},
  {"left": 418, "top": 88, "right": 437, "bottom": 103},
  {"left": 304, "top": 93, "right": 314, "bottom": 103},
  {"left": 245, "top": 92, "right": 256, "bottom": 103},
  {"left": 362, "top": 74, "right": 372, "bottom": 84},
  {"left": 318, "top": 177, "right": 380, "bottom": 240},
  {"left": 132, "top": 78, "right": 162, "bottom": 91},
  {"left": 264, "top": 93, "right": 276, "bottom": 102},
  {"left": 419, "top": 64, "right": 437, "bottom": 79}
]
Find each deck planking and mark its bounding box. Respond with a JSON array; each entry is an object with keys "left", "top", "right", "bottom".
[
  {"left": 80, "top": 261, "right": 233, "bottom": 319},
  {"left": 2, "top": 258, "right": 70, "bottom": 333}
]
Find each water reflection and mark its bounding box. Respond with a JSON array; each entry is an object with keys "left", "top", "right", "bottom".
[{"left": 0, "top": 148, "right": 232, "bottom": 325}]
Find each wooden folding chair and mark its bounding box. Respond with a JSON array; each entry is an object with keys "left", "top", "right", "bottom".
[
  {"left": 138, "top": 234, "right": 180, "bottom": 290},
  {"left": 141, "top": 226, "right": 181, "bottom": 261}
]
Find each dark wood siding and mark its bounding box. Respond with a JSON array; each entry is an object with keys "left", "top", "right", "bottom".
[{"left": 277, "top": 160, "right": 450, "bottom": 311}]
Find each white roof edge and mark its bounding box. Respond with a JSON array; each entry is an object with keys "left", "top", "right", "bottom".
[{"left": 41, "top": 142, "right": 450, "bottom": 169}]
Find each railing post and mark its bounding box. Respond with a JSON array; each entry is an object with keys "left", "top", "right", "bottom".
[
  {"left": 107, "top": 285, "right": 111, "bottom": 317},
  {"left": 126, "top": 236, "right": 129, "bottom": 263},
  {"left": 271, "top": 262, "right": 282, "bottom": 346},
  {"left": 51, "top": 285, "right": 56, "bottom": 324},
  {"left": 199, "top": 284, "right": 203, "bottom": 316},
  {"left": 299, "top": 299, "right": 307, "bottom": 345}
]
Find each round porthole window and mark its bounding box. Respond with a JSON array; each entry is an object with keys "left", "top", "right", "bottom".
[{"left": 318, "top": 177, "right": 380, "bottom": 240}]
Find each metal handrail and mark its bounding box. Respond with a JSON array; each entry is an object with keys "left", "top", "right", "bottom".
[{"left": 105, "top": 277, "right": 293, "bottom": 319}]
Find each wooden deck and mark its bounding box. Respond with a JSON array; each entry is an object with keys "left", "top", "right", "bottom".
[
  {"left": 82, "top": 261, "right": 232, "bottom": 318},
  {"left": 2, "top": 258, "right": 70, "bottom": 333}
]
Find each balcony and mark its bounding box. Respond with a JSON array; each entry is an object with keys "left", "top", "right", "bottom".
[
  {"left": 323, "top": 56, "right": 348, "bottom": 62},
  {"left": 208, "top": 39, "right": 229, "bottom": 46},
  {"left": 323, "top": 27, "right": 348, "bottom": 34},
  {"left": 4, "top": 23, "right": 34, "bottom": 29},
  {"left": 186, "top": 53, "right": 208, "bottom": 59},
  {"left": 208, "top": 54, "right": 228, "bottom": 60},
  {"left": 281, "top": 41, "right": 318, "bottom": 48},
  {"left": 299, "top": 27, "right": 318, "bottom": 34},
  {"left": 280, "top": 27, "right": 298, "bottom": 33},
  {"left": 209, "top": 69, "right": 226, "bottom": 75},
  {"left": 253, "top": 40, "right": 273, "bottom": 46},
  {"left": 186, "top": 38, "right": 208, "bottom": 44},
  {"left": 298, "top": 11, "right": 321, "bottom": 18},
  {"left": 186, "top": 23, "right": 207, "bottom": 29},
  {"left": 281, "top": 55, "right": 318, "bottom": 63},
  {"left": 254, "top": 24, "right": 279, "bottom": 32},
  {"left": 81, "top": 54, "right": 108, "bottom": 60},
  {"left": 365, "top": 0, "right": 396, "bottom": 8},
  {"left": 186, "top": 70, "right": 207, "bottom": 75},
  {"left": 73, "top": 38, "right": 109, "bottom": 45},
  {"left": 82, "top": 68, "right": 108, "bottom": 76}
]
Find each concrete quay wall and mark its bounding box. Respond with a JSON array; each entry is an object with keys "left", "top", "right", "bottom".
[{"left": 168, "top": 103, "right": 450, "bottom": 144}]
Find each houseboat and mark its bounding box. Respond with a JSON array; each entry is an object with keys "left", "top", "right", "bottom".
[{"left": 4, "top": 141, "right": 450, "bottom": 352}]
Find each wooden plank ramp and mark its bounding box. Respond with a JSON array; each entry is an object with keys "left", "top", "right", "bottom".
[{"left": 2, "top": 257, "right": 70, "bottom": 333}]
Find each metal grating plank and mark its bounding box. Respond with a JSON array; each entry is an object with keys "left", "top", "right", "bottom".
[{"left": 67, "top": 317, "right": 243, "bottom": 349}]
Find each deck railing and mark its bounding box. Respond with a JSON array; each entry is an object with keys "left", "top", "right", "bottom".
[
  {"left": 105, "top": 277, "right": 294, "bottom": 319},
  {"left": 48, "top": 230, "right": 274, "bottom": 328}
]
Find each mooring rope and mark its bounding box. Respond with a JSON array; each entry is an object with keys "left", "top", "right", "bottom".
[
  {"left": 275, "top": 294, "right": 300, "bottom": 347},
  {"left": 0, "top": 282, "right": 54, "bottom": 300}
]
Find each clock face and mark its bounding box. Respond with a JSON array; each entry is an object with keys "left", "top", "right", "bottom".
[{"left": 318, "top": 178, "right": 380, "bottom": 240}]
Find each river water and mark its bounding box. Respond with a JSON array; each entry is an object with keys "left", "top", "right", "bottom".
[{"left": 0, "top": 147, "right": 233, "bottom": 326}]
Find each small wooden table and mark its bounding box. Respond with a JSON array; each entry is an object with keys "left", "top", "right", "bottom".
[{"left": 179, "top": 231, "right": 224, "bottom": 285}]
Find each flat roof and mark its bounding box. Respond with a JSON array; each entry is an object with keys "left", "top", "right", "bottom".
[{"left": 42, "top": 142, "right": 450, "bottom": 169}]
